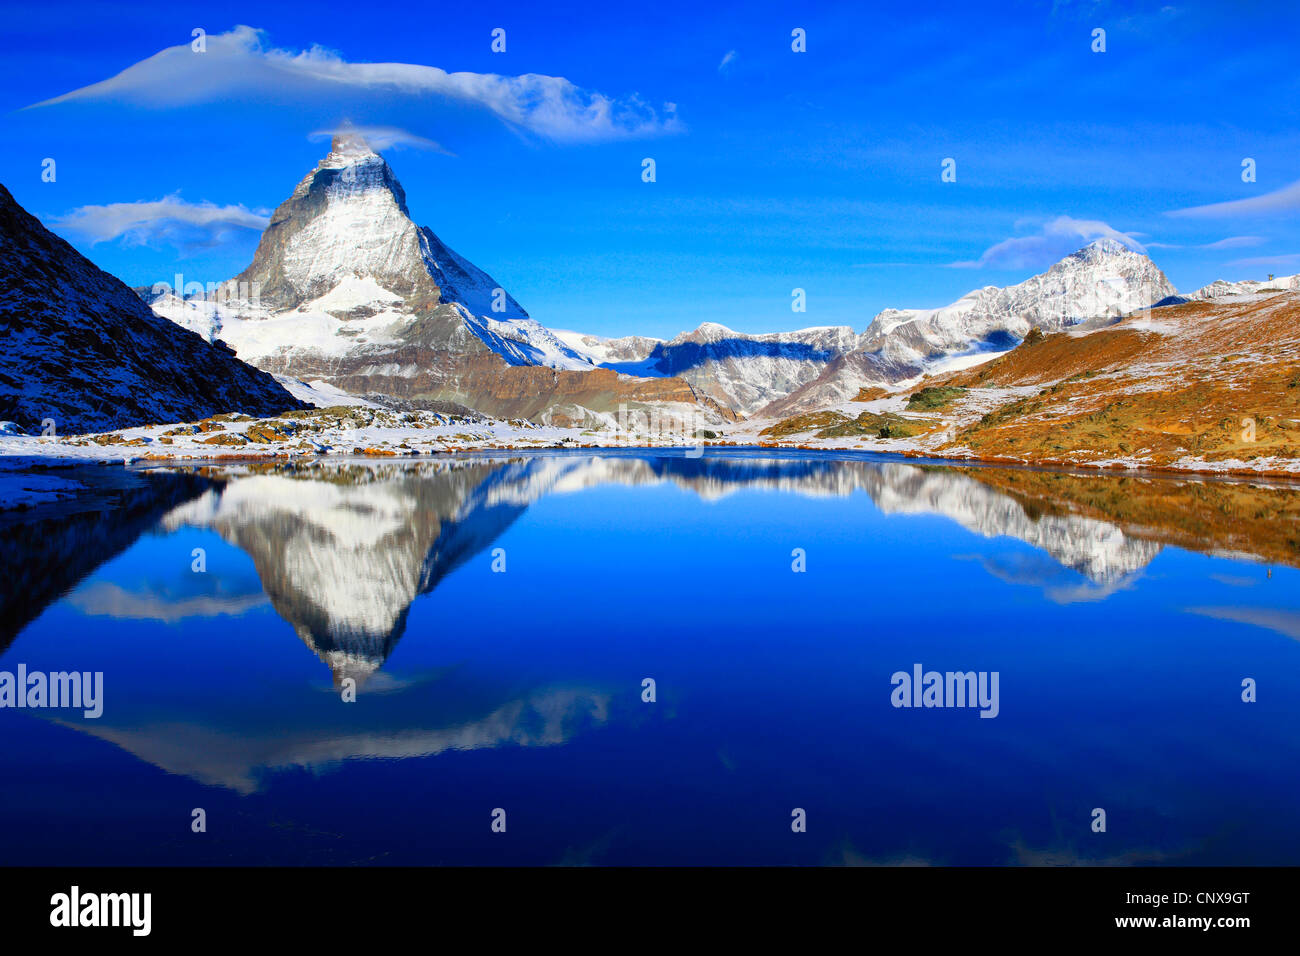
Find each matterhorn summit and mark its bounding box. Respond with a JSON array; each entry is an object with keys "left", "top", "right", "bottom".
[
  {"left": 233, "top": 128, "right": 570, "bottom": 349},
  {"left": 145, "top": 128, "right": 641, "bottom": 417},
  {"left": 236, "top": 129, "right": 444, "bottom": 314}
]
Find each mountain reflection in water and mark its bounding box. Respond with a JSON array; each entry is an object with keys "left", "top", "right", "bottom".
[
  {"left": 6, "top": 451, "right": 1299, "bottom": 676},
  {"left": 2, "top": 450, "right": 1298, "bottom": 865}
]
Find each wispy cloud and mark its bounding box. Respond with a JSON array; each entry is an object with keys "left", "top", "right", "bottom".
[
  {"left": 1202, "top": 235, "right": 1267, "bottom": 249},
  {"left": 49, "top": 194, "right": 269, "bottom": 249},
  {"left": 1227, "top": 252, "right": 1300, "bottom": 269},
  {"left": 1145, "top": 235, "right": 1266, "bottom": 250},
  {"left": 950, "top": 215, "right": 1143, "bottom": 270},
  {"left": 25, "top": 25, "right": 680, "bottom": 143},
  {"left": 1167, "top": 179, "right": 1300, "bottom": 218},
  {"left": 717, "top": 50, "right": 738, "bottom": 75},
  {"left": 308, "top": 124, "right": 453, "bottom": 155}
]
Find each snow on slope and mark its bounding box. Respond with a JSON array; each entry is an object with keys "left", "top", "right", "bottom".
[
  {"left": 145, "top": 289, "right": 406, "bottom": 362},
  {"left": 556, "top": 241, "right": 1176, "bottom": 419},
  {"left": 558, "top": 321, "right": 862, "bottom": 416},
  {"left": 274, "top": 376, "right": 384, "bottom": 408},
  {"left": 551, "top": 329, "right": 663, "bottom": 365},
  {"left": 136, "top": 137, "right": 1282, "bottom": 427},
  {"left": 858, "top": 238, "right": 1175, "bottom": 368},
  {"left": 643, "top": 323, "right": 862, "bottom": 416}
]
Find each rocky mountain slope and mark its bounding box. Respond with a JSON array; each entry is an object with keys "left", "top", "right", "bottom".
[
  {"left": 600, "top": 322, "right": 861, "bottom": 417},
  {"left": 0, "top": 183, "right": 306, "bottom": 435},
  {"left": 126, "top": 135, "right": 1182, "bottom": 426},
  {"left": 937, "top": 290, "right": 1300, "bottom": 469}
]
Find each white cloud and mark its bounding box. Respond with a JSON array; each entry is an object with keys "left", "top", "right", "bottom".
[
  {"left": 27, "top": 25, "right": 680, "bottom": 143},
  {"left": 951, "top": 216, "right": 1143, "bottom": 270},
  {"left": 1167, "top": 179, "right": 1300, "bottom": 218},
  {"left": 1227, "top": 252, "right": 1300, "bottom": 269},
  {"left": 308, "top": 124, "right": 453, "bottom": 155},
  {"left": 718, "top": 50, "right": 738, "bottom": 74},
  {"left": 1145, "top": 235, "right": 1266, "bottom": 251},
  {"left": 1201, "top": 235, "right": 1267, "bottom": 249},
  {"left": 49, "top": 194, "right": 269, "bottom": 248}
]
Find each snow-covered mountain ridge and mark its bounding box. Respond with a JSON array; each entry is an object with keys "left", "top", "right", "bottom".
[
  {"left": 560, "top": 238, "right": 1181, "bottom": 418},
  {"left": 757, "top": 239, "right": 1183, "bottom": 417},
  {"left": 148, "top": 130, "right": 590, "bottom": 373}
]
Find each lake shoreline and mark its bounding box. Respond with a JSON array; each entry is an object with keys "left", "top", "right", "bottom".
[{"left": 4, "top": 438, "right": 1299, "bottom": 514}]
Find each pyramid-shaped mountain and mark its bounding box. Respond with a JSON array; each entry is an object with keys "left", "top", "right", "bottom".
[{"left": 143, "top": 131, "right": 730, "bottom": 426}]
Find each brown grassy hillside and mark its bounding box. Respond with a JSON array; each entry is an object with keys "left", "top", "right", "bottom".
[
  {"left": 753, "top": 291, "right": 1300, "bottom": 476},
  {"left": 940, "top": 294, "right": 1300, "bottom": 469}
]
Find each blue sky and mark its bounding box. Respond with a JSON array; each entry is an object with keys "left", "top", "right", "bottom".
[{"left": 3, "top": 0, "right": 1298, "bottom": 338}]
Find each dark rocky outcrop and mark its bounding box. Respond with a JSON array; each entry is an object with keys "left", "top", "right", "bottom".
[{"left": 0, "top": 183, "right": 307, "bottom": 435}]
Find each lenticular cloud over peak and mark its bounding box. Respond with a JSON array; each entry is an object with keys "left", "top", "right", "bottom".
[{"left": 26, "top": 25, "right": 680, "bottom": 143}]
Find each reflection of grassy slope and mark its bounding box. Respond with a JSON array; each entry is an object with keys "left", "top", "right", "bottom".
[
  {"left": 959, "top": 466, "right": 1300, "bottom": 569},
  {"left": 944, "top": 296, "right": 1300, "bottom": 466}
]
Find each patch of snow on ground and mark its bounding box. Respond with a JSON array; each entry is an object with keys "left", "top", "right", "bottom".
[
  {"left": 274, "top": 377, "right": 385, "bottom": 408},
  {"left": 929, "top": 348, "right": 1012, "bottom": 375},
  {"left": 301, "top": 276, "right": 403, "bottom": 314}
]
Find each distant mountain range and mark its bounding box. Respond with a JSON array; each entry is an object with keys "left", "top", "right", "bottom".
[
  {"left": 549, "top": 239, "right": 1181, "bottom": 419},
  {"left": 128, "top": 132, "right": 1207, "bottom": 426},
  {"left": 1, "top": 127, "right": 1293, "bottom": 438},
  {"left": 559, "top": 323, "right": 864, "bottom": 417}
]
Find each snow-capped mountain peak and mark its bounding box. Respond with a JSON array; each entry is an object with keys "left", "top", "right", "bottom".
[
  {"left": 672, "top": 321, "right": 738, "bottom": 344},
  {"left": 149, "top": 133, "right": 593, "bottom": 375},
  {"left": 859, "top": 240, "right": 1174, "bottom": 356},
  {"left": 326, "top": 127, "right": 379, "bottom": 159},
  {"left": 761, "top": 241, "right": 1176, "bottom": 417},
  {"left": 310, "top": 134, "right": 408, "bottom": 211},
  {"left": 1071, "top": 236, "right": 1138, "bottom": 260},
  {"left": 234, "top": 131, "right": 424, "bottom": 312}
]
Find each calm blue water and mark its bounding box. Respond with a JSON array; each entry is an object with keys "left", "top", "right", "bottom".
[{"left": 1, "top": 450, "right": 1297, "bottom": 865}]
